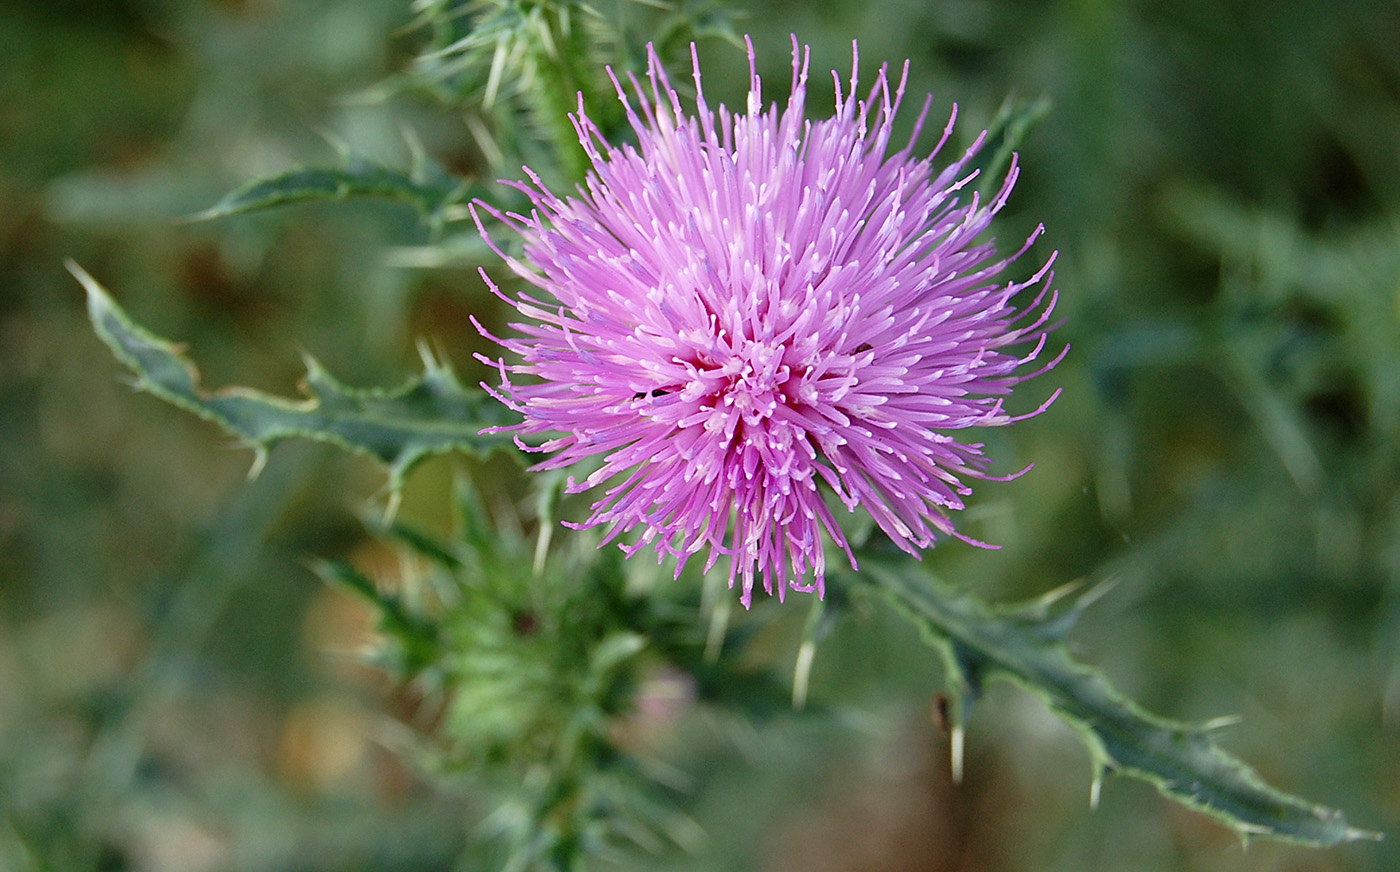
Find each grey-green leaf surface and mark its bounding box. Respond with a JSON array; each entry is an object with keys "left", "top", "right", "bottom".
[
  {"left": 188, "top": 158, "right": 473, "bottom": 223},
  {"left": 72, "top": 261, "right": 516, "bottom": 491},
  {"left": 858, "top": 562, "right": 1381, "bottom": 847}
]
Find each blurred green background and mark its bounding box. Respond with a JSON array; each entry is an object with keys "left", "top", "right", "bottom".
[{"left": 3, "top": 0, "right": 1399, "bottom": 870}]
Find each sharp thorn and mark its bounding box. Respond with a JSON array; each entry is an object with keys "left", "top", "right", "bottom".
[
  {"left": 950, "top": 724, "right": 965, "bottom": 785},
  {"left": 1345, "top": 826, "right": 1385, "bottom": 843},
  {"left": 1036, "top": 577, "right": 1085, "bottom": 610},
  {"left": 1075, "top": 574, "right": 1121, "bottom": 611},
  {"left": 246, "top": 449, "right": 269, "bottom": 482},
  {"left": 532, "top": 520, "right": 552, "bottom": 578},
  {"left": 792, "top": 639, "right": 816, "bottom": 711},
  {"left": 1200, "top": 714, "right": 1244, "bottom": 732},
  {"left": 704, "top": 594, "right": 731, "bottom": 664}
]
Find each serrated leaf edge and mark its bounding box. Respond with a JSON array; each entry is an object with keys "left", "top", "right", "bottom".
[
  {"left": 858, "top": 563, "right": 1381, "bottom": 847},
  {"left": 71, "top": 259, "right": 515, "bottom": 493}
]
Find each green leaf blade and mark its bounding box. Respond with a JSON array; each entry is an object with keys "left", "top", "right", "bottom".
[
  {"left": 73, "top": 261, "right": 517, "bottom": 490},
  {"left": 861, "top": 563, "right": 1380, "bottom": 847},
  {"left": 188, "top": 160, "right": 470, "bottom": 222}
]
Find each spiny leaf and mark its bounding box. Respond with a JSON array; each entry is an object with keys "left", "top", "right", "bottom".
[
  {"left": 188, "top": 158, "right": 473, "bottom": 223},
  {"left": 858, "top": 562, "right": 1380, "bottom": 847},
  {"left": 72, "top": 261, "right": 516, "bottom": 493}
]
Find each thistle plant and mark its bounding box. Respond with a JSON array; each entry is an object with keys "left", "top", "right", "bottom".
[{"left": 72, "top": 2, "right": 1380, "bottom": 869}]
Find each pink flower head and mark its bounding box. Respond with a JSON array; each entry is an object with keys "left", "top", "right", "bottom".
[{"left": 474, "top": 37, "right": 1062, "bottom": 607}]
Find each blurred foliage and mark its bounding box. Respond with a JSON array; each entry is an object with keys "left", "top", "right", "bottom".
[{"left": 4, "top": 1, "right": 1400, "bottom": 872}]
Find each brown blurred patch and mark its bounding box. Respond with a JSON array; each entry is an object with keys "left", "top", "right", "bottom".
[
  {"left": 178, "top": 242, "right": 278, "bottom": 324},
  {"left": 276, "top": 694, "right": 372, "bottom": 793},
  {"left": 302, "top": 582, "right": 379, "bottom": 686},
  {"left": 760, "top": 715, "right": 967, "bottom": 872}
]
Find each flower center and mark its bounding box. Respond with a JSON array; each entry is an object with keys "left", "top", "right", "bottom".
[{"left": 683, "top": 340, "right": 800, "bottom": 429}]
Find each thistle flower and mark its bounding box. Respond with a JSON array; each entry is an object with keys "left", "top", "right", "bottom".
[{"left": 475, "top": 37, "right": 1062, "bottom": 607}]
